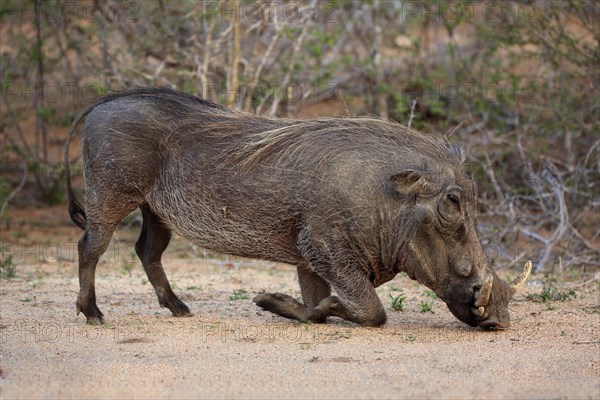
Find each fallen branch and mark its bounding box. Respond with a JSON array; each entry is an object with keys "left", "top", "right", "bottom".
[{"left": 563, "top": 273, "right": 599, "bottom": 288}]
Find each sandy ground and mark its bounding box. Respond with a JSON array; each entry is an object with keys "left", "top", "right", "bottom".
[{"left": 1, "top": 230, "right": 599, "bottom": 399}]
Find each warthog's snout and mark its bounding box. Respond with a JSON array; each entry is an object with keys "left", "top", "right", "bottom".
[{"left": 476, "top": 261, "right": 531, "bottom": 330}]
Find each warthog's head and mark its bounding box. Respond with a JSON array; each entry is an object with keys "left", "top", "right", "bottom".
[{"left": 393, "top": 166, "right": 531, "bottom": 330}]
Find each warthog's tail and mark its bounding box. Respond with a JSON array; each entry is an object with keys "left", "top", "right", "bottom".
[
  {"left": 64, "top": 102, "right": 98, "bottom": 230},
  {"left": 64, "top": 87, "right": 230, "bottom": 230},
  {"left": 64, "top": 91, "right": 135, "bottom": 230}
]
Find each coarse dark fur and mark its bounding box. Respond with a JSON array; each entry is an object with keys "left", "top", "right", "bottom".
[{"left": 65, "top": 87, "right": 526, "bottom": 329}]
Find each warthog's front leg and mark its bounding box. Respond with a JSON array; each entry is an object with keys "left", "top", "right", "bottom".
[
  {"left": 253, "top": 293, "right": 314, "bottom": 321},
  {"left": 253, "top": 265, "right": 387, "bottom": 327},
  {"left": 253, "top": 263, "right": 332, "bottom": 323},
  {"left": 253, "top": 293, "right": 382, "bottom": 327},
  {"left": 254, "top": 227, "right": 387, "bottom": 327}
]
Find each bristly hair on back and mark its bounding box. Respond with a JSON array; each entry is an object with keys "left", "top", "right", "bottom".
[{"left": 223, "top": 116, "right": 463, "bottom": 173}]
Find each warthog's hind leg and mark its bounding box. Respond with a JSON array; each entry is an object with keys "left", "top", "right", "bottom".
[
  {"left": 77, "top": 194, "right": 140, "bottom": 325},
  {"left": 77, "top": 228, "right": 113, "bottom": 325},
  {"left": 135, "top": 205, "right": 192, "bottom": 317}
]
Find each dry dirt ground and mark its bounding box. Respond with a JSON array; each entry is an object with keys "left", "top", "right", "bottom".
[{"left": 1, "top": 220, "right": 599, "bottom": 399}]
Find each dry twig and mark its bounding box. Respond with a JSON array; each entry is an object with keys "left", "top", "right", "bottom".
[
  {"left": 268, "top": 1, "right": 316, "bottom": 117},
  {"left": 407, "top": 99, "right": 417, "bottom": 129},
  {"left": 0, "top": 165, "right": 27, "bottom": 220}
]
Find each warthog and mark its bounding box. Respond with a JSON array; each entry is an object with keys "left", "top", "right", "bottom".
[{"left": 65, "top": 87, "right": 531, "bottom": 329}]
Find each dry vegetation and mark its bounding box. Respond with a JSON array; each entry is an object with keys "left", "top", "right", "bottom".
[{"left": 1, "top": 0, "right": 599, "bottom": 279}]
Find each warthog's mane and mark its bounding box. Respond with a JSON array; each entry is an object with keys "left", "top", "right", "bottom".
[
  {"left": 226, "top": 117, "right": 462, "bottom": 174},
  {"left": 103, "top": 87, "right": 463, "bottom": 177}
]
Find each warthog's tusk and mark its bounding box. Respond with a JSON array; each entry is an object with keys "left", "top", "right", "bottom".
[
  {"left": 471, "top": 306, "right": 485, "bottom": 317},
  {"left": 474, "top": 275, "right": 493, "bottom": 307},
  {"left": 510, "top": 260, "right": 533, "bottom": 295}
]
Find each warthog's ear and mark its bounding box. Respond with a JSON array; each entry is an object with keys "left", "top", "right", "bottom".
[{"left": 390, "top": 170, "right": 436, "bottom": 196}]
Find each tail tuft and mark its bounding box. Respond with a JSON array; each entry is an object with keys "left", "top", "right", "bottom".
[{"left": 68, "top": 192, "right": 87, "bottom": 230}]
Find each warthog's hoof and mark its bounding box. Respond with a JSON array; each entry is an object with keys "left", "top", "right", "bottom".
[
  {"left": 76, "top": 301, "right": 105, "bottom": 325},
  {"left": 171, "top": 308, "right": 193, "bottom": 317},
  {"left": 86, "top": 316, "right": 104, "bottom": 326},
  {"left": 253, "top": 293, "right": 308, "bottom": 321},
  {"left": 253, "top": 292, "right": 297, "bottom": 310},
  {"left": 167, "top": 298, "right": 193, "bottom": 317}
]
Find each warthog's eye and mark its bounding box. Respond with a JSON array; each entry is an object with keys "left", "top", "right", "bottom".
[
  {"left": 447, "top": 193, "right": 460, "bottom": 207},
  {"left": 437, "top": 188, "right": 464, "bottom": 230}
]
